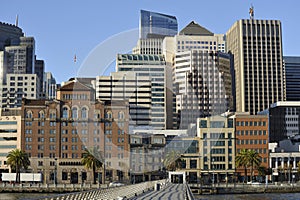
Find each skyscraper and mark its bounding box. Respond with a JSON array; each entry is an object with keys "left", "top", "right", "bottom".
[
  {"left": 0, "top": 21, "right": 23, "bottom": 51},
  {"left": 140, "top": 10, "right": 178, "bottom": 39},
  {"left": 162, "top": 21, "right": 232, "bottom": 129},
  {"left": 226, "top": 19, "right": 285, "bottom": 114},
  {"left": 116, "top": 54, "right": 167, "bottom": 130},
  {"left": 283, "top": 56, "right": 300, "bottom": 101}
]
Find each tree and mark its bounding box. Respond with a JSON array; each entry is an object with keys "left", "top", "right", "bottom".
[
  {"left": 6, "top": 149, "right": 30, "bottom": 183},
  {"left": 235, "top": 149, "right": 249, "bottom": 183},
  {"left": 247, "top": 149, "right": 262, "bottom": 182},
  {"left": 81, "top": 147, "right": 104, "bottom": 184},
  {"left": 163, "top": 150, "right": 182, "bottom": 171}
]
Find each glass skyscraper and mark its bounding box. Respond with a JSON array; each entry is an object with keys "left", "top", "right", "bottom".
[
  {"left": 140, "top": 10, "right": 178, "bottom": 39},
  {"left": 284, "top": 56, "right": 300, "bottom": 101}
]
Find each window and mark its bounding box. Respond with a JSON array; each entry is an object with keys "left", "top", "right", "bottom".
[
  {"left": 105, "top": 112, "right": 112, "bottom": 119},
  {"left": 200, "top": 120, "right": 207, "bottom": 128},
  {"left": 62, "top": 107, "right": 69, "bottom": 118},
  {"left": 118, "top": 112, "right": 124, "bottom": 119},
  {"left": 72, "top": 107, "right": 78, "bottom": 119},
  {"left": 38, "top": 161, "right": 43, "bottom": 166},
  {"left": 94, "top": 110, "right": 101, "bottom": 119},
  {"left": 81, "top": 107, "right": 88, "bottom": 118},
  {"left": 50, "top": 112, "right": 56, "bottom": 119},
  {"left": 62, "top": 172, "right": 68, "bottom": 180},
  {"left": 38, "top": 121, "right": 45, "bottom": 126},
  {"left": 26, "top": 111, "right": 32, "bottom": 118},
  {"left": 38, "top": 111, "right": 45, "bottom": 119},
  {"left": 190, "top": 160, "right": 197, "bottom": 169}
]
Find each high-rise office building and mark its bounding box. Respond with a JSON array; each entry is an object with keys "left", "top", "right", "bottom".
[
  {"left": 34, "top": 59, "right": 45, "bottom": 98},
  {"left": 174, "top": 50, "right": 233, "bottom": 129},
  {"left": 0, "top": 21, "right": 48, "bottom": 108},
  {"left": 116, "top": 54, "right": 168, "bottom": 130},
  {"left": 96, "top": 71, "right": 152, "bottom": 128},
  {"left": 0, "top": 22, "right": 23, "bottom": 51},
  {"left": 43, "top": 72, "right": 58, "bottom": 100},
  {"left": 133, "top": 37, "right": 164, "bottom": 55},
  {"left": 140, "top": 10, "right": 178, "bottom": 39},
  {"left": 6, "top": 37, "right": 35, "bottom": 75},
  {"left": 283, "top": 56, "right": 300, "bottom": 101},
  {"left": 226, "top": 19, "right": 285, "bottom": 114},
  {"left": 1, "top": 74, "right": 41, "bottom": 108},
  {"left": 260, "top": 101, "right": 300, "bottom": 143},
  {"left": 162, "top": 21, "right": 231, "bottom": 129}
]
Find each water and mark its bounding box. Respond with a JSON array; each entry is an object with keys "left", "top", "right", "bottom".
[
  {"left": 196, "top": 193, "right": 300, "bottom": 200},
  {"left": 0, "top": 193, "right": 59, "bottom": 200}
]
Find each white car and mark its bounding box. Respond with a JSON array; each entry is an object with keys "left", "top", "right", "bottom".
[{"left": 109, "top": 182, "right": 125, "bottom": 187}]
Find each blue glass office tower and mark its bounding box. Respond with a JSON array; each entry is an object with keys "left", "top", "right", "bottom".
[
  {"left": 284, "top": 56, "right": 300, "bottom": 101},
  {"left": 140, "top": 10, "right": 178, "bottom": 39}
]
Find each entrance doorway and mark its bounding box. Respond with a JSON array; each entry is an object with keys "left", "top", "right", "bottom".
[{"left": 70, "top": 172, "right": 78, "bottom": 184}]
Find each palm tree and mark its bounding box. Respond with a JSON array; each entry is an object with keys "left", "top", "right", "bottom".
[
  {"left": 81, "top": 147, "right": 104, "bottom": 184},
  {"left": 6, "top": 149, "right": 30, "bottom": 183},
  {"left": 163, "top": 150, "right": 182, "bottom": 171},
  {"left": 235, "top": 149, "right": 249, "bottom": 183},
  {"left": 247, "top": 149, "right": 262, "bottom": 182}
]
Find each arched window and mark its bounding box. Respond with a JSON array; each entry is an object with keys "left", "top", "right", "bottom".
[
  {"left": 62, "top": 107, "right": 69, "bottom": 118},
  {"left": 72, "top": 107, "right": 78, "bottom": 119},
  {"left": 50, "top": 112, "right": 56, "bottom": 119},
  {"left": 94, "top": 110, "right": 101, "bottom": 119},
  {"left": 118, "top": 112, "right": 124, "bottom": 119},
  {"left": 38, "top": 111, "right": 45, "bottom": 119},
  {"left": 81, "top": 107, "right": 88, "bottom": 119},
  {"left": 105, "top": 111, "right": 112, "bottom": 119},
  {"left": 26, "top": 111, "right": 32, "bottom": 118}
]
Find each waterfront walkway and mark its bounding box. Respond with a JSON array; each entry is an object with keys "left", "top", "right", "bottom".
[
  {"left": 131, "top": 183, "right": 189, "bottom": 200},
  {"left": 23, "top": 180, "right": 167, "bottom": 200}
]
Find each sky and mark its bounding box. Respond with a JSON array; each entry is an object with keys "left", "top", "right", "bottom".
[{"left": 1, "top": 0, "right": 300, "bottom": 83}]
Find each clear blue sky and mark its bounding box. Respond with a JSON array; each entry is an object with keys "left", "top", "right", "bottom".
[{"left": 1, "top": 0, "right": 300, "bottom": 83}]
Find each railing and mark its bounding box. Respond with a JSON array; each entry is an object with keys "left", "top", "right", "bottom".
[
  {"left": 29, "top": 180, "right": 166, "bottom": 200},
  {"left": 185, "top": 183, "right": 195, "bottom": 200}
]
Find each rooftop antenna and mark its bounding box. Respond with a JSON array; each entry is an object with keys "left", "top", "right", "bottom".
[
  {"left": 249, "top": 4, "right": 254, "bottom": 20},
  {"left": 15, "top": 14, "right": 19, "bottom": 26}
]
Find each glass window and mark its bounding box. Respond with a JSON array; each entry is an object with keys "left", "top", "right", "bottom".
[
  {"left": 81, "top": 107, "right": 88, "bottom": 118},
  {"left": 72, "top": 107, "right": 78, "bottom": 118},
  {"left": 62, "top": 107, "right": 68, "bottom": 118}
]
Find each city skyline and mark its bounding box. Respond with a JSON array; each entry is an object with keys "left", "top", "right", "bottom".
[{"left": 1, "top": 0, "right": 300, "bottom": 83}]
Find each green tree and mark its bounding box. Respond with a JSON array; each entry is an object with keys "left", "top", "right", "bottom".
[
  {"left": 81, "top": 147, "right": 104, "bottom": 184},
  {"left": 248, "top": 149, "right": 262, "bottom": 181},
  {"left": 163, "top": 150, "right": 182, "bottom": 171},
  {"left": 235, "top": 149, "right": 249, "bottom": 183},
  {"left": 6, "top": 149, "right": 30, "bottom": 183}
]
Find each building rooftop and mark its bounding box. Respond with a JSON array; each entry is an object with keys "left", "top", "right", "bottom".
[
  {"left": 179, "top": 21, "right": 214, "bottom": 36},
  {"left": 117, "top": 54, "right": 165, "bottom": 62}
]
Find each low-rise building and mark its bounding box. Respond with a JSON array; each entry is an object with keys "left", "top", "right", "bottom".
[
  {"left": 235, "top": 113, "right": 269, "bottom": 181},
  {"left": 197, "top": 115, "right": 236, "bottom": 184}
]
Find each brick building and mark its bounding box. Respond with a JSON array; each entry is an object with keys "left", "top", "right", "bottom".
[
  {"left": 21, "top": 80, "right": 129, "bottom": 184},
  {"left": 235, "top": 113, "right": 269, "bottom": 181}
]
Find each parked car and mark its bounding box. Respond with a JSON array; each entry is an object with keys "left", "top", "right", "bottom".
[{"left": 109, "top": 182, "right": 125, "bottom": 187}]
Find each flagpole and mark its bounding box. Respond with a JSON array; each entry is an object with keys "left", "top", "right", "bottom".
[{"left": 74, "top": 54, "right": 77, "bottom": 81}]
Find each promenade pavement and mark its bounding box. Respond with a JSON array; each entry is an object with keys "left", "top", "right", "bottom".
[{"left": 132, "top": 183, "right": 186, "bottom": 200}]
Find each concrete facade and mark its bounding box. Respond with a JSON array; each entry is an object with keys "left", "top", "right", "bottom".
[{"left": 226, "top": 19, "right": 285, "bottom": 114}]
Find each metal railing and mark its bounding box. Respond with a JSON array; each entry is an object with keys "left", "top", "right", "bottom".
[{"left": 26, "top": 180, "right": 166, "bottom": 200}]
